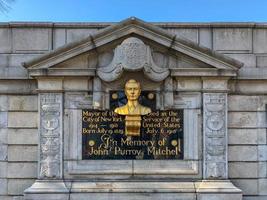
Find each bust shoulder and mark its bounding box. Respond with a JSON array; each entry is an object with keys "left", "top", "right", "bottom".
[
  {"left": 140, "top": 105, "right": 152, "bottom": 115},
  {"left": 114, "top": 105, "right": 128, "bottom": 115}
]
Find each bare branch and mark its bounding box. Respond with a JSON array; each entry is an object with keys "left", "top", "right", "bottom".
[{"left": 0, "top": 0, "right": 15, "bottom": 13}]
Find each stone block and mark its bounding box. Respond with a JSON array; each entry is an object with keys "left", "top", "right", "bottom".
[
  {"left": 228, "top": 128, "right": 266, "bottom": 145},
  {"left": 0, "top": 162, "right": 7, "bottom": 178},
  {"left": 8, "top": 54, "right": 40, "bottom": 67},
  {"left": 70, "top": 193, "right": 195, "bottom": 200},
  {"left": 258, "top": 145, "right": 267, "bottom": 161},
  {"left": 24, "top": 180, "right": 69, "bottom": 199},
  {"left": 226, "top": 54, "right": 256, "bottom": 68},
  {"left": 0, "top": 28, "right": 11, "bottom": 53},
  {"left": 8, "top": 146, "right": 37, "bottom": 162},
  {"left": 70, "top": 181, "right": 195, "bottom": 193},
  {"left": 12, "top": 28, "right": 51, "bottom": 52},
  {"left": 257, "top": 129, "right": 267, "bottom": 144},
  {"left": 8, "top": 179, "right": 35, "bottom": 195},
  {"left": 229, "top": 162, "right": 258, "bottom": 178},
  {"left": 0, "top": 80, "right": 37, "bottom": 94},
  {"left": 7, "top": 66, "right": 28, "bottom": 78},
  {"left": 12, "top": 196, "right": 24, "bottom": 200},
  {"left": 53, "top": 28, "right": 66, "bottom": 49},
  {"left": 8, "top": 163, "right": 37, "bottom": 178},
  {"left": 256, "top": 55, "right": 267, "bottom": 68},
  {"left": 0, "top": 96, "right": 8, "bottom": 111},
  {"left": 228, "top": 112, "right": 266, "bottom": 128},
  {"left": 231, "top": 179, "right": 258, "bottom": 195},
  {"left": 0, "top": 67, "right": 7, "bottom": 79},
  {"left": 0, "top": 54, "right": 8, "bottom": 67},
  {"left": 8, "top": 112, "right": 37, "bottom": 128},
  {"left": 63, "top": 78, "right": 89, "bottom": 90},
  {"left": 25, "top": 193, "right": 69, "bottom": 200},
  {"left": 0, "top": 129, "right": 7, "bottom": 144},
  {"left": 65, "top": 160, "right": 133, "bottom": 176},
  {"left": 199, "top": 28, "right": 212, "bottom": 49},
  {"left": 38, "top": 78, "right": 63, "bottom": 90},
  {"left": 213, "top": 28, "right": 252, "bottom": 52},
  {"left": 259, "top": 178, "right": 267, "bottom": 195},
  {"left": 0, "top": 196, "right": 12, "bottom": 200},
  {"left": 228, "top": 95, "right": 266, "bottom": 111},
  {"left": 253, "top": 29, "right": 267, "bottom": 53},
  {"left": 228, "top": 146, "right": 257, "bottom": 161},
  {"left": 0, "top": 112, "right": 7, "bottom": 128},
  {"left": 259, "top": 162, "right": 267, "bottom": 178},
  {"left": 197, "top": 193, "right": 242, "bottom": 200},
  {"left": 176, "top": 78, "right": 202, "bottom": 91},
  {"left": 202, "top": 78, "right": 228, "bottom": 90},
  {"left": 0, "top": 144, "right": 7, "bottom": 161},
  {"left": 229, "top": 80, "right": 267, "bottom": 94},
  {"left": 9, "top": 96, "right": 38, "bottom": 111},
  {"left": 243, "top": 196, "right": 267, "bottom": 200},
  {"left": 66, "top": 28, "right": 98, "bottom": 43},
  {"left": 8, "top": 129, "right": 38, "bottom": 145},
  {"left": 166, "top": 28, "right": 198, "bottom": 43},
  {"left": 133, "top": 160, "right": 199, "bottom": 175},
  {"left": 0, "top": 178, "right": 7, "bottom": 195}
]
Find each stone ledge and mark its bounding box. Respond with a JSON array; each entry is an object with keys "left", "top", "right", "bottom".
[
  {"left": 24, "top": 180, "right": 242, "bottom": 200},
  {"left": 70, "top": 181, "right": 195, "bottom": 193},
  {"left": 70, "top": 193, "right": 195, "bottom": 200}
]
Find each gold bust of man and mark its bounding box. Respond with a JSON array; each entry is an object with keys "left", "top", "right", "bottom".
[
  {"left": 114, "top": 79, "right": 151, "bottom": 136},
  {"left": 114, "top": 79, "right": 151, "bottom": 115}
]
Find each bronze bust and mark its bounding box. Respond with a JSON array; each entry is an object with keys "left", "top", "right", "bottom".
[{"left": 114, "top": 79, "right": 151, "bottom": 136}]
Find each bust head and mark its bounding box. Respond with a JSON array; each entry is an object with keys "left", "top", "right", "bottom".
[
  {"left": 124, "top": 79, "right": 141, "bottom": 101},
  {"left": 114, "top": 79, "right": 151, "bottom": 136}
]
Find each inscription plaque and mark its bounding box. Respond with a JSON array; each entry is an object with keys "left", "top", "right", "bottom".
[{"left": 82, "top": 109, "right": 183, "bottom": 159}]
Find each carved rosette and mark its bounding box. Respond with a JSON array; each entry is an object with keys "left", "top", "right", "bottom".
[
  {"left": 39, "top": 93, "right": 62, "bottom": 179},
  {"left": 203, "top": 93, "right": 227, "bottom": 179}
]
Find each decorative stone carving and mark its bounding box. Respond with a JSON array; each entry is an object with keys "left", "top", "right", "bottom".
[
  {"left": 206, "top": 114, "right": 224, "bottom": 131},
  {"left": 39, "top": 93, "right": 63, "bottom": 179},
  {"left": 203, "top": 93, "right": 227, "bottom": 179},
  {"left": 97, "top": 37, "right": 170, "bottom": 82}
]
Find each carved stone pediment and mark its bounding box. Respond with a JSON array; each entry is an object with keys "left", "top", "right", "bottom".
[{"left": 23, "top": 17, "right": 243, "bottom": 79}]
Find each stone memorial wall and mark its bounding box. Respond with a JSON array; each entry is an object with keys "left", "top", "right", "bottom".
[{"left": 0, "top": 18, "right": 266, "bottom": 200}]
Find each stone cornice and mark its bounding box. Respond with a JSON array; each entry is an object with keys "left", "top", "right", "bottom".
[{"left": 1, "top": 21, "right": 267, "bottom": 28}]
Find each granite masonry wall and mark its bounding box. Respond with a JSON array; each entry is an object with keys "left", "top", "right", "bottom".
[{"left": 0, "top": 22, "right": 266, "bottom": 200}]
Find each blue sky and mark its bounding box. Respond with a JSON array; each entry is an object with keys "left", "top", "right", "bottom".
[{"left": 0, "top": 0, "right": 267, "bottom": 22}]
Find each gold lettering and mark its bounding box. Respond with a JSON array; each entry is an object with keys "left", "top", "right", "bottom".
[
  {"left": 87, "top": 147, "right": 108, "bottom": 156},
  {"left": 115, "top": 147, "right": 142, "bottom": 156},
  {"left": 147, "top": 147, "right": 179, "bottom": 156}
]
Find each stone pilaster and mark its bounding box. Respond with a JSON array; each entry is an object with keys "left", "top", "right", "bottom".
[
  {"left": 39, "top": 93, "right": 63, "bottom": 179},
  {"left": 197, "top": 86, "right": 242, "bottom": 199},
  {"left": 203, "top": 93, "right": 227, "bottom": 179},
  {"left": 24, "top": 93, "right": 68, "bottom": 200}
]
